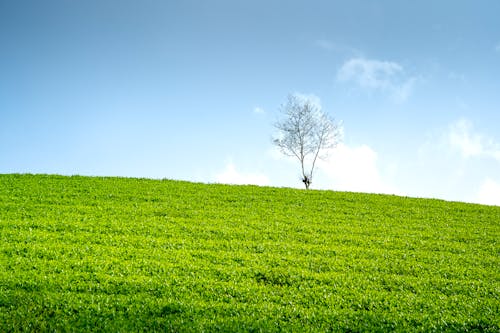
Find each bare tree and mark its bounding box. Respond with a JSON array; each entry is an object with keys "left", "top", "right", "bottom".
[{"left": 273, "top": 94, "right": 342, "bottom": 189}]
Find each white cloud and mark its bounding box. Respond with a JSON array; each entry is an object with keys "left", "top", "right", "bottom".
[
  {"left": 317, "top": 143, "right": 401, "bottom": 195},
  {"left": 253, "top": 107, "right": 265, "bottom": 114},
  {"left": 270, "top": 101, "right": 398, "bottom": 194},
  {"left": 391, "top": 77, "right": 417, "bottom": 103},
  {"left": 338, "top": 58, "right": 403, "bottom": 89},
  {"left": 215, "top": 162, "right": 269, "bottom": 186},
  {"left": 448, "top": 118, "right": 484, "bottom": 158},
  {"left": 448, "top": 118, "right": 500, "bottom": 162},
  {"left": 337, "top": 57, "right": 417, "bottom": 102},
  {"left": 415, "top": 118, "right": 500, "bottom": 205},
  {"left": 495, "top": 43, "right": 500, "bottom": 53},
  {"left": 269, "top": 143, "right": 400, "bottom": 194},
  {"left": 475, "top": 178, "right": 500, "bottom": 206},
  {"left": 270, "top": 115, "right": 498, "bottom": 206}
]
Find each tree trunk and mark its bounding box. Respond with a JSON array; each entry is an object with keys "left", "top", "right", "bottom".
[{"left": 302, "top": 175, "right": 311, "bottom": 190}]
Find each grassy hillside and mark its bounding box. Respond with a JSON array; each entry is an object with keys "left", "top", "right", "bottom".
[{"left": 0, "top": 174, "right": 499, "bottom": 332}]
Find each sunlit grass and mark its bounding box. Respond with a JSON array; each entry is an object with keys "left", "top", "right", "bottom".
[{"left": 1, "top": 174, "right": 499, "bottom": 332}]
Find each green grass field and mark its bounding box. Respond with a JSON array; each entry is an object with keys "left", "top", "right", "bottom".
[{"left": 0, "top": 174, "right": 499, "bottom": 332}]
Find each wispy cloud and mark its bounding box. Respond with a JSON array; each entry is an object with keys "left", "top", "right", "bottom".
[
  {"left": 317, "top": 143, "right": 401, "bottom": 195},
  {"left": 338, "top": 58, "right": 403, "bottom": 89},
  {"left": 215, "top": 162, "right": 269, "bottom": 186},
  {"left": 269, "top": 141, "right": 400, "bottom": 194},
  {"left": 495, "top": 43, "right": 500, "bottom": 53},
  {"left": 391, "top": 77, "right": 417, "bottom": 103},
  {"left": 337, "top": 57, "right": 417, "bottom": 102},
  {"left": 475, "top": 178, "right": 500, "bottom": 206},
  {"left": 253, "top": 107, "right": 265, "bottom": 115},
  {"left": 416, "top": 118, "right": 500, "bottom": 205},
  {"left": 448, "top": 118, "right": 500, "bottom": 162}
]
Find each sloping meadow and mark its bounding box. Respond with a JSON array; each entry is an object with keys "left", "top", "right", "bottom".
[{"left": 0, "top": 174, "right": 499, "bottom": 332}]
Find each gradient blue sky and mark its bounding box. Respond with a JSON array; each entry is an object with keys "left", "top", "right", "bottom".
[{"left": 1, "top": 0, "right": 499, "bottom": 205}]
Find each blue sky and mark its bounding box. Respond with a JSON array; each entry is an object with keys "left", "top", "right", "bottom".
[{"left": 1, "top": 0, "right": 499, "bottom": 205}]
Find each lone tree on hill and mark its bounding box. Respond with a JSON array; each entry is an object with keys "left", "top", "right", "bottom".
[{"left": 273, "top": 94, "right": 342, "bottom": 189}]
